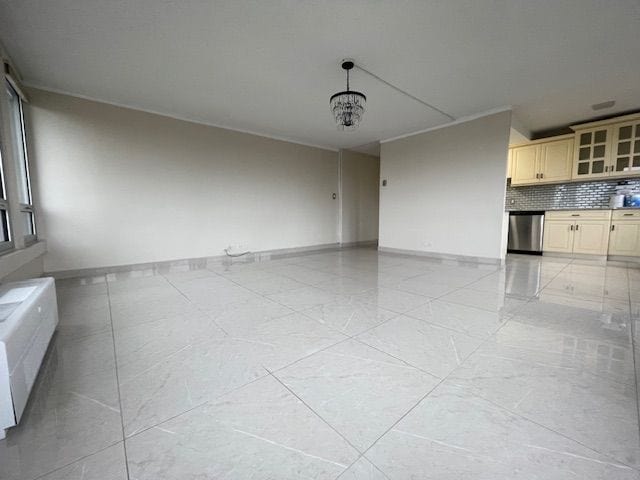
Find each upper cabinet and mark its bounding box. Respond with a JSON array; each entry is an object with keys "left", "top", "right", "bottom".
[
  {"left": 509, "top": 113, "right": 640, "bottom": 187},
  {"left": 509, "top": 136, "right": 573, "bottom": 186},
  {"left": 540, "top": 138, "right": 574, "bottom": 183},
  {"left": 510, "top": 144, "right": 539, "bottom": 185},
  {"left": 571, "top": 113, "right": 640, "bottom": 181},
  {"left": 573, "top": 127, "right": 612, "bottom": 179},
  {"left": 611, "top": 120, "right": 640, "bottom": 177}
]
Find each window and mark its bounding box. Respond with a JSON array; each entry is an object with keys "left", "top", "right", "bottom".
[
  {"left": 0, "top": 117, "right": 12, "bottom": 252},
  {"left": 6, "top": 81, "right": 35, "bottom": 243}
]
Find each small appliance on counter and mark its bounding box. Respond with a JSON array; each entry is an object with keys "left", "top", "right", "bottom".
[
  {"left": 626, "top": 193, "right": 640, "bottom": 207},
  {"left": 507, "top": 211, "right": 545, "bottom": 255},
  {"left": 610, "top": 193, "right": 625, "bottom": 208},
  {"left": 611, "top": 180, "right": 640, "bottom": 208}
]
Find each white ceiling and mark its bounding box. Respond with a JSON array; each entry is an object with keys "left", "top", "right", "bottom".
[{"left": 1, "top": 1, "right": 638, "bottom": 152}]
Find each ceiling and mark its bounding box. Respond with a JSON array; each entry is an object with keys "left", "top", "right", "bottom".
[{"left": 1, "top": 1, "right": 638, "bottom": 153}]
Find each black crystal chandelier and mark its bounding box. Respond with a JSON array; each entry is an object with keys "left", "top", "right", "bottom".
[{"left": 330, "top": 60, "right": 366, "bottom": 131}]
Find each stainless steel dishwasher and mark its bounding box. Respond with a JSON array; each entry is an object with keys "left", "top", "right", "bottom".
[{"left": 507, "top": 211, "right": 545, "bottom": 255}]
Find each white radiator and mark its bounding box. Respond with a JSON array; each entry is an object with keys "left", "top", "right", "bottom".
[{"left": 0, "top": 278, "right": 58, "bottom": 439}]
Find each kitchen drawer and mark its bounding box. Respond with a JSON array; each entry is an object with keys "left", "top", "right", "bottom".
[
  {"left": 612, "top": 210, "right": 640, "bottom": 220},
  {"left": 546, "top": 210, "right": 612, "bottom": 220}
]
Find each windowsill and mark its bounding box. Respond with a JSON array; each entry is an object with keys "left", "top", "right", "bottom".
[{"left": 0, "top": 240, "right": 46, "bottom": 281}]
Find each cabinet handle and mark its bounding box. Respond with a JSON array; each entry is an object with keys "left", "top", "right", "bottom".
[
  {"left": 611, "top": 224, "right": 615, "bottom": 231},
  {"left": 575, "top": 224, "right": 579, "bottom": 231},
  {"left": 623, "top": 213, "right": 633, "bottom": 216},
  {"left": 540, "top": 172, "right": 544, "bottom": 178},
  {"left": 605, "top": 166, "right": 609, "bottom": 172},
  {"left": 570, "top": 225, "right": 574, "bottom": 231},
  {"left": 535, "top": 173, "right": 539, "bottom": 179}
]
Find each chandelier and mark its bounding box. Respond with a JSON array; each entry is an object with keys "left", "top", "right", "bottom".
[{"left": 330, "top": 60, "right": 366, "bottom": 131}]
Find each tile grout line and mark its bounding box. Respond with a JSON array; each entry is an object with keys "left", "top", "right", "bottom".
[
  {"left": 159, "top": 272, "right": 231, "bottom": 336},
  {"left": 42, "top": 256, "right": 560, "bottom": 480},
  {"left": 205, "top": 254, "right": 532, "bottom": 477},
  {"left": 29, "top": 441, "right": 125, "bottom": 480},
  {"left": 626, "top": 265, "right": 640, "bottom": 446},
  {"left": 333, "top": 455, "right": 393, "bottom": 480},
  {"left": 200, "top": 257, "right": 459, "bottom": 477},
  {"left": 265, "top": 367, "right": 365, "bottom": 456},
  {"left": 340, "top": 261, "right": 577, "bottom": 476},
  {"left": 113, "top": 257, "right": 409, "bottom": 442},
  {"left": 56, "top": 252, "right": 627, "bottom": 478},
  {"left": 105, "top": 263, "right": 355, "bottom": 443},
  {"left": 105, "top": 275, "right": 133, "bottom": 480},
  {"left": 460, "top": 258, "right": 640, "bottom": 472},
  {"left": 351, "top": 311, "right": 519, "bottom": 469},
  {"left": 447, "top": 379, "right": 640, "bottom": 472},
  {"left": 121, "top": 373, "right": 270, "bottom": 441}
]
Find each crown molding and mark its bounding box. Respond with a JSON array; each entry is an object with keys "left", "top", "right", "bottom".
[
  {"left": 24, "top": 83, "right": 340, "bottom": 153},
  {"left": 380, "top": 106, "right": 513, "bottom": 144}
]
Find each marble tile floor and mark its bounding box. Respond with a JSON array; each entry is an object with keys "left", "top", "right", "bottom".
[{"left": 1, "top": 247, "right": 640, "bottom": 479}]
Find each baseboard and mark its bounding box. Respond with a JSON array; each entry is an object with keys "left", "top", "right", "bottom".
[
  {"left": 604, "top": 255, "right": 640, "bottom": 264},
  {"left": 47, "top": 242, "right": 350, "bottom": 279},
  {"left": 340, "top": 240, "right": 378, "bottom": 248},
  {"left": 542, "top": 251, "right": 606, "bottom": 259},
  {"left": 378, "top": 246, "right": 503, "bottom": 266}
]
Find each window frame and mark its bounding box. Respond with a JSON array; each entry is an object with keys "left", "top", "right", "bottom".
[
  {"left": 0, "top": 118, "right": 13, "bottom": 254},
  {"left": 6, "top": 80, "right": 36, "bottom": 245}
]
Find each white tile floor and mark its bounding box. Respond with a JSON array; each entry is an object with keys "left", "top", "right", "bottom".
[{"left": 1, "top": 247, "right": 640, "bottom": 479}]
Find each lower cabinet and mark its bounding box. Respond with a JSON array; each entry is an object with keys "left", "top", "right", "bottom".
[
  {"left": 608, "top": 211, "right": 640, "bottom": 256},
  {"left": 543, "top": 210, "right": 612, "bottom": 255},
  {"left": 572, "top": 220, "right": 611, "bottom": 255},
  {"left": 542, "top": 220, "right": 574, "bottom": 253}
]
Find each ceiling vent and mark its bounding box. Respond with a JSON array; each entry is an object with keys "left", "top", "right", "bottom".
[{"left": 591, "top": 100, "right": 615, "bottom": 111}]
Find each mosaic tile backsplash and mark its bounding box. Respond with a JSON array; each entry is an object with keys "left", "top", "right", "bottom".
[{"left": 505, "top": 179, "right": 640, "bottom": 211}]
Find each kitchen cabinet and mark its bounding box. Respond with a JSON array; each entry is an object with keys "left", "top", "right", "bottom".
[
  {"left": 542, "top": 220, "right": 574, "bottom": 253},
  {"left": 509, "top": 136, "right": 573, "bottom": 186},
  {"left": 572, "top": 220, "right": 611, "bottom": 255},
  {"left": 570, "top": 113, "right": 640, "bottom": 180},
  {"left": 572, "top": 126, "right": 612, "bottom": 179},
  {"left": 610, "top": 120, "right": 640, "bottom": 177},
  {"left": 608, "top": 210, "right": 640, "bottom": 256},
  {"left": 543, "top": 210, "right": 611, "bottom": 255},
  {"left": 510, "top": 145, "right": 539, "bottom": 184},
  {"left": 539, "top": 138, "right": 574, "bottom": 183}
]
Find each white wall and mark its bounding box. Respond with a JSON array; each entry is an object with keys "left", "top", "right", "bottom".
[
  {"left": 340, "top": 151, "right": 379, "bottom": 244},
  {"left": 27, "top": 89, "right": 340, "bottom": 272},
  {"left": 379, "top": 110, "right": 511, "bottom": 261}
]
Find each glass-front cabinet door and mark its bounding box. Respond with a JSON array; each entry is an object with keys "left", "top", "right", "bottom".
[
  {"left": 573, "top": 127, "right": 612, "bottom": 179},
  {"left": 610, "top": 121, "right": 640, "bottom": 177}
]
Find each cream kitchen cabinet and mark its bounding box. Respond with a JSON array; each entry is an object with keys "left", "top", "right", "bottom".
[
  {"left": 572, "top": 126, "right": 612, "bottom": 179},
  {"left": 542, "top": 220, "right": 575, "bottom": 253},
  {"left": 610, "top": 120, "right": 640, "bottom": 177},
  {"left": 539, "top": 138, "right": 574, "bottom": 183},
  {"left": 572, "top": 220, "right": 611, "bottom": 255},
  {"left": 608, "top": 210, "right": 640, "bottom": 256},
  {"left": 510, "top": 144, "right": 538, "bottom": 184},
  {"left": 543, "top": 210, "right": 612, "bottom": 255},
  {"left": 509, "top": 136, "right": 574, "bottom": 186},
  {"left": 571, "top": 113, "right": 640, "bottom": 180}
]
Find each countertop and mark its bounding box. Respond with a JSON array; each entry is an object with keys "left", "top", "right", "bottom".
[{"left": 506, "top": 207, "right": 640, "bottom": 212}]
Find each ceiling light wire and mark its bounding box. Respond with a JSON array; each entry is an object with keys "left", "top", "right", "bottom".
[{"left": 353, "top": 64, "right": 455, "bottom": 121}]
